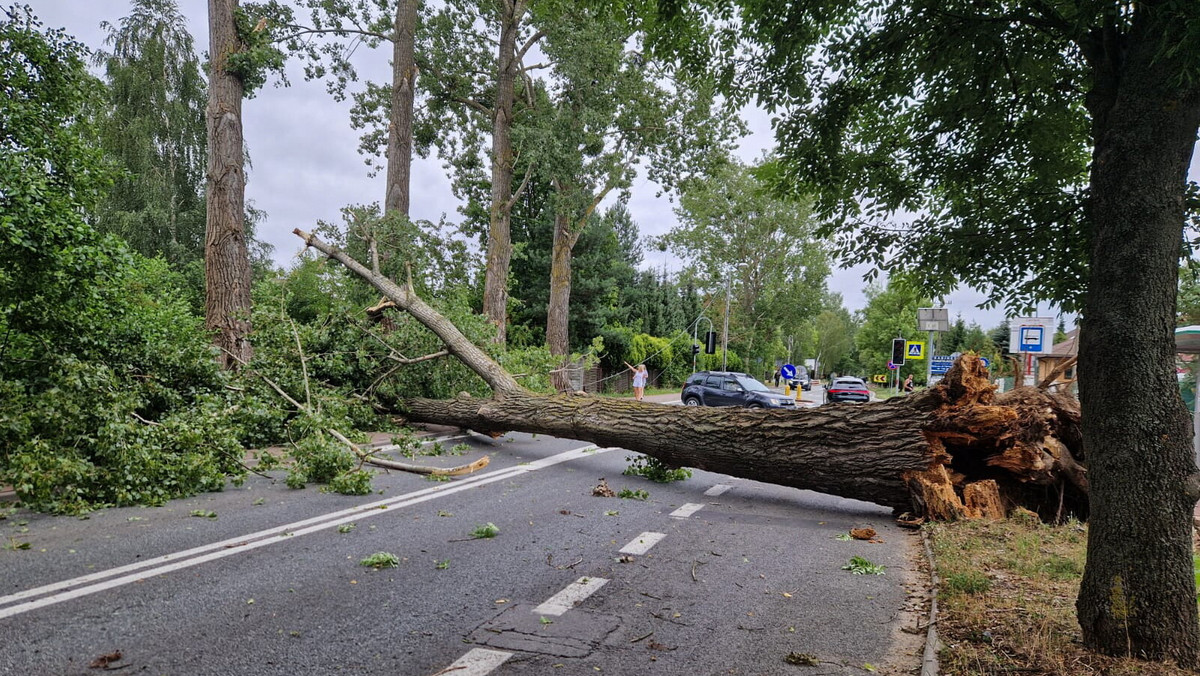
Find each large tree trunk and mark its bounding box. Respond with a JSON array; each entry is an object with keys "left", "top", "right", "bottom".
[
  {"left": 1075, "top": 11, "right": 1200, "bottom": 665},
  {"left": 295, "top": 228, "right": 1091, "bottom": 521},
  {"left": 384, "top": 0, "right": 418, "bottom": 217},
  {"left": 204, "top": 0, "right": 253, "bottom": 369},
  {"left": 546, "top": 209, "right": 582, "bottom": 392},
  {"left": 481, "top": 0, "right": 525, "bottom": 345}
]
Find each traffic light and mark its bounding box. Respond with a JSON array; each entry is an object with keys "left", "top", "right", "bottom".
[
  {"left": 891, "top": 338, "right": 907, "bottom": 365},
  {"left": 704, "top": 331, "right": 717, "bottom": 354},
  {"left": 691, "top": 344, "right": 700, "bottom": 356}
]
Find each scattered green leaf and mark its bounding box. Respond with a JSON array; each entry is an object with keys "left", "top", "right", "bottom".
[
  {"left": 360, "top": 552, "right": 400, "bottom": 569},
  {"left": 470, "top": 523, "right": 500, "bottom": 539},
  {"left": 842, "top": 556, "right": 885, "bottom": 575}
]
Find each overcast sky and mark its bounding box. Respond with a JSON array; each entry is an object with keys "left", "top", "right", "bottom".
[{"left": 30, "top": 0, "right": 1196, "bottom": 334}]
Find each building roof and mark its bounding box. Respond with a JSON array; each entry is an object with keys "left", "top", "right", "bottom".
[{"left": 1045, "top": 328, "right": 1079, "bottom": 358}]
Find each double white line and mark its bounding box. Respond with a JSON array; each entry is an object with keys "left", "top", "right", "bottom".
[{"left": 0, "top": 444, "right": 611, "bottom": 621}]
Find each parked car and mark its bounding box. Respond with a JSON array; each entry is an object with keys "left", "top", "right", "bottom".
[
  {"left": 682, "top": 371, "right": 797, "bottom": 408},
  {"left": 824, "top": 377, "right": 871, "bottom": 404},
  {"left": 788, "top": 365, "right": 812, "bottom": 391}
]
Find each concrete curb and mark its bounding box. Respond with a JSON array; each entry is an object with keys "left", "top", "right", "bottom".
[{"left": 919, "top": 527, "right": 942, "bottom": 676}]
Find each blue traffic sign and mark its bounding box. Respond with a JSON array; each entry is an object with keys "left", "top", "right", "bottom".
[
  {"left": 931, "top": 355, "right": 992, "bottom": 375},
  {"left": 930, "top": 356, "right": 954, "bottom": 375},
  {"left": 781, "top": 364, "right": 796, "bottom": 380}
]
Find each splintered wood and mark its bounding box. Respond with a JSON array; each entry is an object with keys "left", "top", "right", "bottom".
[{"left": 914, "top": 354, "right": 1086, "bottom": 522}]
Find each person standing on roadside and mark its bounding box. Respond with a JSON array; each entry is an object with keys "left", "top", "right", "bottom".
[
  {"left": 625, "top": 361, "right": 648, "bottom": 401},
  {"left": 903, "top": 374, "right": 914, "bottom": 393}
]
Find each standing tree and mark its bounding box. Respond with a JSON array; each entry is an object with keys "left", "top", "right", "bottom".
[
  {"left": 533, "top": 6, "right": 736, "bottom": 386},
  {"left": 204, "top": 0, "right": 253, "bottom": 368},
  {"left": 661, "top": 161, "right": 830, "bottom": 362},
  {"left": 204, "top": 0, "right": 285, "bottom": 368},
  {"left": 684, "top": 0, "right": 1200, "bottom": 663},
  {"left": 813, "top": 299, "right": 856, "bottom": 379},
  {"left": 93, "top": 0, "right": 207, "bottom": 270},
  {"left": 855, "top": 279, "right": 930, "bottom": 383},
  {"left": 277, "top": 0, "right": 420, "bottom": 221}
]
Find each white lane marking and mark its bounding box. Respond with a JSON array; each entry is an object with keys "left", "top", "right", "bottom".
[
  {"left": 669, "top": 503, "right": 705, "bottom": 518},
  {"left": 434, "top": 648, "right": 511, "bottom": 675},
  {"left": 704, "top": 484, "right": 732, "bottom": 497},
  {"left": 0, "top": 444, "right": 611, "bottom": 619},
  {"left": 532, "top": 576, "right": 609, "bottom": 616},
  {"left": 619, "top": 532, "right": 666, "bottom": 556},
  {"left": 0, "top": 464, "right": 525, "bottom": 609}
]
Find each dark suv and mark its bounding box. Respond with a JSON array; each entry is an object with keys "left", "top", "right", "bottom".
[
  {"left": 681, "top": 371, "right": 797, "bottom": 408},
  {"left": 788, "top": 365, "right": 812, "bottom": 391}
]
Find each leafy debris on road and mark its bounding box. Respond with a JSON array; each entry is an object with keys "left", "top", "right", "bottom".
[
  {"left": 784, "top": 652, "right": 819, "bottom": 666},
  {"left": 88, "top": 650, "right": 123, "bottom": 669},
  {"left": 592, "top": 478, "right": 615, "bottom": 497},
  {"left": 360, "top": 552, "right": 400, "bottom": 569},
  {"left": 842, "top": 556, "right": 886, "bottom": 575},
  {"left": 850, "top": 527, "right": 877, "bottom": 540}
]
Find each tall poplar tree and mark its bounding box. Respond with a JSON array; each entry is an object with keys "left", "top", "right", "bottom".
[{"left": 535, "top": 5, "right": 737, "bottom": 376}]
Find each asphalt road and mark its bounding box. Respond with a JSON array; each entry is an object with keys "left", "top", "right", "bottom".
[{"left": 1, "top": 430, "right": 924, "bottom": 676}]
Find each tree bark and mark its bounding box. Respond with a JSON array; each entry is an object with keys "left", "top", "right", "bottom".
[
  {"left": 546, "top": 209, "right": 580, "bottom": 391},
  {"left": 1074, "top": 10, "right": 1200, "bottom": 665},
  {"left": 205, "top": 0, "right": 253, "bottom": 369},
  {"left": 384, "top": 0, "right": 418, "bottom": 217},
  {"left": 295, "top": 229, "right": 1092, "bottom": 521},
  {"left": 481, "top": 0, "right": 525, "bottom": 345}
]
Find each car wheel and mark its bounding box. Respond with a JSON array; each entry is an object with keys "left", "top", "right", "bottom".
[
  {"left": 684, "top": 397, "right": 701, "bottom": 406},
  {"left": 747, "top": 403, "right": 763, "bottom": 409}
]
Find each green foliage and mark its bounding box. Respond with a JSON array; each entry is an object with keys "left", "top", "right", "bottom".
[
  {"left": 189, "top": 509, "right": 217, "bottom": 519},
  {"left": 325, "top": 469, "right": 374, "bottom": 496},
  {"left": 617, "top": 488, "right": 649, "bottom": 500},
  {"left": 337, "top": 523, "right": 355, "bottom": 533},
  {"left": 359, "top": 551, "right": 400, "bottom": 569},
  {"left": 623, "top": 455, "right": 692, "bottom": 483},
  {"left": 842, "top": 556, "right": 886, "bottom": 575},
  {"left": 93, "top": 0, "right": 208, "bottom": 271},
  {"left": 661, "top": 160, "right": 830, "bottom": 364},
  {"left": 469, "top": 522, "right": 499, "bottom": 539},
  {"left": 227, "top": 2, "right": 291, "bottom": 97},
  {"left": 288, "top": 434, "right": 353, "bottom": 484},
  {"left": 854, "top": 278, "right": 931, "bottom": 381}
]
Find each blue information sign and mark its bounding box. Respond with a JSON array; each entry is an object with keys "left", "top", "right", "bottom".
[
  {"left": 930, "top": 356, "right": 954, "bottom": 375},
  {"left": 780, "top": 364, "right": 796, "bottom": 380},
  {"left": 931, "top": 355, "right": 992, "bottom": 375}
]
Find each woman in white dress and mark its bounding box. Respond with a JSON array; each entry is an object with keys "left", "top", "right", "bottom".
[{"left": 625, "top": 362, "right": 648, "bottom": 401}]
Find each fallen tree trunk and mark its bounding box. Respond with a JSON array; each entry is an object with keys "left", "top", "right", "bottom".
[{"left": 295, "top": 228, "right": 1088, "bottom": 521}]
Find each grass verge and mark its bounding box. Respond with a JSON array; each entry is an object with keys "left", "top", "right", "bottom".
[{"left": 927, "top": 512, "right": 1194, "bottom": 675}]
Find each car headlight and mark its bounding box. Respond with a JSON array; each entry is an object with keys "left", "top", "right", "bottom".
[{"left": 768, "top": 398, "right": 782, "bottom": 405}]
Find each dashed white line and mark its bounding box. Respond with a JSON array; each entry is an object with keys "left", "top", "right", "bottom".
[
  {"left": 433, "top": 648, "right": 512, "bottom": 675},
  {"left": 619, "top": 532, "right": 666, "bottom": 556},
  {"left": 532, "top": 576, "right": 609, "bottom": 616},
  {"left": 669, "top": 503, "right": 705, "bottom": 518},
  {"left": 704, "top": 484, "right": 732, "bottom": 496},
  {"left": 0, "top": 444, "right": 613, "bottom": 620}
]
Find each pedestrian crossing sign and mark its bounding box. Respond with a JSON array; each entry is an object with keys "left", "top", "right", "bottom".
[{"left": 905, "top": 341, "right": 925, "bottom": 359}]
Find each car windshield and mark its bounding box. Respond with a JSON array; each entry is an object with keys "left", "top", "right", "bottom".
[{"left": 737, "top": 377, "right": 771, "bottom": 392}]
